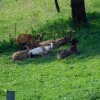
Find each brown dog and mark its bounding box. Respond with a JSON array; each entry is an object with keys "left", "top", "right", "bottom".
[
  {"left": 38, "top": 28, "right": 74, "bottom": 48},
  {"left": 16, "top": 34, "right": 35, "bottom": 50},
  {"left": 38, "top": 39, "right": 55, "bottom": 46}
]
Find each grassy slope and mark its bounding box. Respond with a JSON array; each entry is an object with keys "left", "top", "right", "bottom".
[{"left": 0, "top": 0, "right": 100, "bottom": 100}]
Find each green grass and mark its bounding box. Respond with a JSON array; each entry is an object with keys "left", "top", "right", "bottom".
[{"left": 0, "top": 0, "right": 100, "bottom": 100}]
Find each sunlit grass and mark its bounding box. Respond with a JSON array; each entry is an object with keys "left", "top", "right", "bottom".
[{"left": 0, "top": 0, "right": 100, "bottom": 100}]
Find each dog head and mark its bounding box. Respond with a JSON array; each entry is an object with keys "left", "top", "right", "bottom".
[{"left": 71, "top": 38, "right": 78, "bottom": 46}]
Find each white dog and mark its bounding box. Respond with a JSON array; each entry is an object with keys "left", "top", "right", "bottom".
[{"left": 28, "top": 43, "right": 54, "bottom": 57}]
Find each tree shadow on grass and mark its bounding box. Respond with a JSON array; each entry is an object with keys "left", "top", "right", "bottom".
[
  {"left": 29, "top": 11, "right": 100, "bottom": 65},
  {"left": 74, "top": 12, "right": 100, "bottom": 58},
  {"left": 0, "top": 39, "right": 17, "bottom": 53},
  {"left": 1, "top": 12, "right": 100, "bottom": 65}
]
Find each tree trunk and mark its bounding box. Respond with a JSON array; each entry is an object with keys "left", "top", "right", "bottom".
[
  {"left": 71, "top": 0, "right": 87, "bottom": 23},
  {"left": 54, "top": 0, "right": 60, "bottom": 12}
]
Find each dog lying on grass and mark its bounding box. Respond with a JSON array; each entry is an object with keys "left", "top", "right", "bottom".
[
  {"left": 12, "top": 43, "right": 54, "bottom": 61},
  {"left": 57, "top": 38, "right": 78, "bottom": 59},
  {"left": 28, "top": 43, "right": 54, "bottom": 58},
  {"left": 38, "top": 28, "right": 74, "bottom": 48},
  {"left": 12, "top": 50, "right": 29, "bottom": 61},
  {"left": 38, "top": 40, "right": 55, "bottom": 46}
]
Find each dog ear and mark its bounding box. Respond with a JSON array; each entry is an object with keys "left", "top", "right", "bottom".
[{"left": 35, "top": 33, "right": 43, "bottom": 41}]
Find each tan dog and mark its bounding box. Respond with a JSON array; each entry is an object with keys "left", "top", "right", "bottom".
[
  {"left": 38, "top": 40, "right": 55, "bottom": 46},
  {"left": 12, "top": 50, "right": 29, "bottom": 61},
  {"left": 38, "top": 28, "right": 74, "bottom": 48}
]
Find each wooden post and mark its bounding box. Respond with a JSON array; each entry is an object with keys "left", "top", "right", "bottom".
[
  {"left": 54, "top": 0, "right": 60, "bottom": 12},
  {"left": 71, "top": 0, "right": 87, "bottom": 23},
  {"left": 6, "top": 90, "right": 15, "bottom": 100}
]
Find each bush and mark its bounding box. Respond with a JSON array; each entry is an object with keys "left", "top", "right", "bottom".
[{"left": 0, "top": 39, "right": 17, "bottom": 53}]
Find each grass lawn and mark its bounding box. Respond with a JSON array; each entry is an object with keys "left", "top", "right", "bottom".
[{"left": 0, "top": 0, "right": 100, "bottom": 100}]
